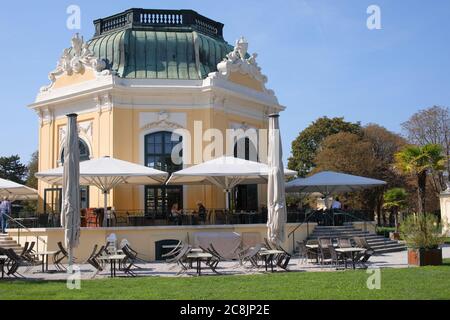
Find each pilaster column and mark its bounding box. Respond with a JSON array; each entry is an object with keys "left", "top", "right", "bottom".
[{"left": 440, "top": 192, "right": 450, "bottom": 236}]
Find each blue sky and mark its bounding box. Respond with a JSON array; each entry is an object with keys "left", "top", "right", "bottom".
[{"left": 1, "top": 0, "right": 449, "bottom": 165}]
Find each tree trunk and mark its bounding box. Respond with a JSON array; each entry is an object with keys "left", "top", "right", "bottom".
[
  {"left": 417, "top": 172, "right": 427, "bottom": 214},
  {"left": 394, "top": 207, "right": 399, "bottom": 232},
  {"left": 377, "top": 207, "right": 381, "bottom": 226}
]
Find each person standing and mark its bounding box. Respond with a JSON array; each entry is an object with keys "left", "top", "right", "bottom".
[
  {"left": 197, "top": 201, "right": 207, "bottom": 224},
  {"left": 171, "top": 203, "right": 183, "bottom": 225},
  {"left": 0, "top": 197, "right": 12, "bottom": 234}
]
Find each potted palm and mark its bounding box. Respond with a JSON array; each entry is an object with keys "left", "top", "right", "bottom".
[
  {"left": 383, "top": 188, "right": 408, "bottom": 240},
  {"left": 400, "top": 213, "right": 445, "bottom": 266},
  {"left": 394, "top": 144, "right": 446, "bottom": 214}
]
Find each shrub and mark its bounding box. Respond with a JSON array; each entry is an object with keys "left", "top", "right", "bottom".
[{"left": 400, "top": 213, "right": 446, "bottom": 249}]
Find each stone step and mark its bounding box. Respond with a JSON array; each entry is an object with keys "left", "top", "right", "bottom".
[
  {"left": 314, "top": 226, "right": 355, "bottom": 230},
  {"left": 0, "top": 239, "right": 17, "bottom": 244},
  {"left": 309, "top": 232, "right": 372, "bottom": 238},
  {"left": 374, "top": 246, "right": 407, "bottom": 254},
  {"left": 307, "top": 225, "right": 406, "bottom": 254},
  {"left": 0, "top": 233, "right": 24, "bottom": 255},
  {"left": 371, "top": 242, "right": 406, "bottom": 249}
]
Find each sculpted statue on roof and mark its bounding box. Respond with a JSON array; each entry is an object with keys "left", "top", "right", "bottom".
[{"left": 40, "top": 33, "right": 110, "bottom": 92}]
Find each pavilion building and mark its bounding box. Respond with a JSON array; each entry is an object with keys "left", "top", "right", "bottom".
[{"left": 29, "top": 8, "right": 285, "bottom": 220}]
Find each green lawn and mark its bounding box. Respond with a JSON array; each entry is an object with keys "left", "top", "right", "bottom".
[{"left": 1, "top": 260, "right": 450, "bottom": 300}]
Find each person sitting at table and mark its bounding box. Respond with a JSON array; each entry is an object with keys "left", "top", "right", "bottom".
[
  {"left": 197, "top": 201, "right": 207, "bottom": 224},
  {"left": 170, "top": 203, "right": 183, "bottom": 225}
]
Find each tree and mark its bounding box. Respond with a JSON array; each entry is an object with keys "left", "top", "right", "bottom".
[
  {"left": 288, "top": 117, "right": 361, "bottom": 176},
  {"left": 394, "top": 144, "right": 446, "bottom": 214},
  {"left": 402, "top": 106, "right": 450, "bottom": 194},
  {"left": 363, "top": 124, "right": 408, "bottom": 225},
  {"left": 26, "top": 151, "right": 39, "bottom": 189},
  {"left": 0, "top": 155, "right": 27, "bottom": 184},
  {"left": 313, "top": 126, "right": 407, "bottom": 224},
  {"left": 314, "top": 132, "right": 376, "bottom": 176},
  {"left": 383, "top": 188, "right": 408, "bottom": 232}
]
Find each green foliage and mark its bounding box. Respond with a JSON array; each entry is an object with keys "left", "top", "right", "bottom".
[
  {"left": 0, "top": 155, "right": 27, "bottom": 184},
  {"left": 288, "top": 117, "right": 361, "bottom": 176},
  {"left": 395, "top": 144, "right": 446, "bottom": 213},
  {"left": 400, "top": 213, "right": 446, "bottom": 249},
  {"left": 395, "top": 144, "right": 446, "bottom": 176},
  {"left": 26, "top": 151, "right": 39, "bottom": 189},
  {"left": 383, "top": 188, "right": 408, "bottom": 210}
]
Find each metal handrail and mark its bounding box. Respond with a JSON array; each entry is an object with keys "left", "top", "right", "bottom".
[
  {"left": 288, "top": 210, "right": 323, "bottom": 251},
  {"left": 334, "top": 210, "right": 372, "bottom": 232},
  {"left": 2, "top": 212, "right": 47, "bottom": 252}
]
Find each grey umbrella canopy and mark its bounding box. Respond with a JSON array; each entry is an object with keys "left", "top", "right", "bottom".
[{"left": 285, "top": 171, "right": 386, "bottom": 195}]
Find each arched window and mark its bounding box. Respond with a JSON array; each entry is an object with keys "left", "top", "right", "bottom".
[
  {"left": 233, "top": 138, "right": 258, "bottom": 211},
  {"left": 144, "top": 131, "right": 183, "bottom": 217},
  {"left": 60, "top": 139, "right": 90, "bottom": 163}
]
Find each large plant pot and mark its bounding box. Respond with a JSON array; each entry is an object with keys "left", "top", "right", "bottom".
[{"left": 408, "top": 248, "right": 442, "bottom": 266}]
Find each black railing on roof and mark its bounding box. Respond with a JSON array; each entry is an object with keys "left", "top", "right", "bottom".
[{"left": 93, "top": 8, "right": 224, "bottom": 39}]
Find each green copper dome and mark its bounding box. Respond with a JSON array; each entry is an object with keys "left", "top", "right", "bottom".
[{"left": 86, "top": 9, "right": 233, "bottom": 80}]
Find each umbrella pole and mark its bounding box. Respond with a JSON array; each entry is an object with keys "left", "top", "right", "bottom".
[
  {"left": 68, "top": 246, "right": 73, "bottom": 269},
  {"left": 103, "top": 191, "right": 108, "bottom": 228},
  {"left": 225, "top": 190, "right": 230, "bottom": 211}
]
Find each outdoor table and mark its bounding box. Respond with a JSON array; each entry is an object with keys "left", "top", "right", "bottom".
[
  {"left": 185, "top": 252, "right": 213, "bottom": 276},
  {"left": 34, "top": 251, "right": 58, "bottom": 272},
  {"left": 98, "top": 254, "right": 126, "bottom": 277},
  {"left": 0, "top": 255, "right": 7, "bottom": 278},
  {"left": 335, "top": 248, "right": 365, "bottom": 269},
  {"left": 258, "top": 249, "right": 284, "bottom": 272},
  {"left": 161, "top": 245, "right": 202, "bottom": 253}
]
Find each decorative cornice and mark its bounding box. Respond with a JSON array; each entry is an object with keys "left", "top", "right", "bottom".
[
  {"left": 140, "top": 119, "right": 184, "bottom": 132},
  {"left": 40, "top": 33, "right": 110, "bottom": 93}
]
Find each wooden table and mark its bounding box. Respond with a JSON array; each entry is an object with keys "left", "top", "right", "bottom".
[
  {"left": 185, "top": 252, "right": 213, "bottom": 276},
  {"left": 335, "top": 248, "right": 365, "bottom": 269},
  {"left": 258, "top": 250, "right": 284, "bottom": 272},
  {"left": 34, "top": 251, "right": 58, "bottom": 272},
  {"left": 0, "top": 255, "right": 7, "bottom": 278},
  {"left": 98, "top": 254, "right": 126, "bottom": 277}
]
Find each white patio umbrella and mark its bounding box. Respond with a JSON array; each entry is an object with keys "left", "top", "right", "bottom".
[
  {"left": 285, "top": 171, "right": 386, "bottom": 196},
  {"left": 267, "top": 114, "right": 287, "bottom": 246},
  {"left": 0, "top": 178, "right": 38, "bottom": 201},
  {"left": 36, "top": 156, "right": 168, "bottom": 227},
  {"left": 61, "top": 114, "right": 80, "bottom": 267},
  {"left": 166, "top": 156, "right": 296, "bottom": 210}
]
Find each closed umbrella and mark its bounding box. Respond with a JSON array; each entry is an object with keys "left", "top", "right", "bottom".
[
  {"left": 36, "top": 157, "right": 168, "bottom": 227},
  {"left": 166, "top": 156, "right": 296, "bottom": 210},
  {"left": 61, "top": 113, "right": 80, "bottom": 267},
  {"left": 0, "top": 178, "right": 38, "bottom": 201},
  {"left": 267, "top": 114, "right": 287, "bottom": 246}
]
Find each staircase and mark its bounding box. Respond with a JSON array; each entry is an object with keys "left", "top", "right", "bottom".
[
  {"left": 0, "top": 233, "right": 23, "bottom": 254},
  {"left": 308, "top": 225, "right": 406, "bottom": 254}
]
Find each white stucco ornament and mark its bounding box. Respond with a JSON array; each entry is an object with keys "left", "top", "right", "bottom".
[
  {"left": 208, "top": 36, "right": 274, "bottom": 96},
  {"left": 220, "top": 37, "right": 267, "bottom": 83},
  {"left": 40, "top": 33, "right": 110, "bottom": 92}
]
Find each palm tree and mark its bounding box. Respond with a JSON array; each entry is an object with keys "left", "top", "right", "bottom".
[
  {"left": 394, "top": 144, "right": 446, "bottom": 214},
  {"left": 383, "top": 188, "right": 408, "bottom": 232}
]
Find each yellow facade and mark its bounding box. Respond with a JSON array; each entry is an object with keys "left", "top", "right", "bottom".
[
  {"left": 36, "top": 69, "right": 272, "bottom": 213},
  {"left": 38, "top": 108, "right": 269, "bottom": 213}
]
